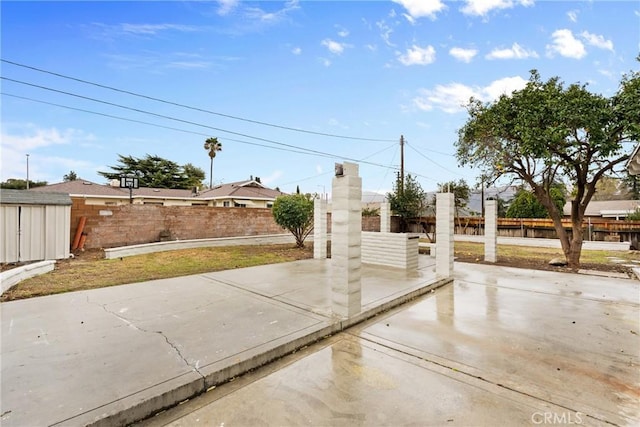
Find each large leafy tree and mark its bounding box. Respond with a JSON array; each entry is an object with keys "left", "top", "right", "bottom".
[
  {"left": 387, "top": 174, "right": 426, "bottom": 230},
  {"left": 204, "top": 137, "right": 222, "bottom": 188},
  {"left": 506, "top": 185, "right": 566, "bottom": 218},
  {"left": 271, "top": 193, "right": 314, "bottom": 248},
  {"left": 98, "top": 154, "right": 204, "bottom": 189},
  {"left": 456, "top": 68, "right": 640, "bottom": 268}
]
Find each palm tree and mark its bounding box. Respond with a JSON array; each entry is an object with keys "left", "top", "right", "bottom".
[{"left": 203, "top": 137, "right": 222, "bottom": 188}]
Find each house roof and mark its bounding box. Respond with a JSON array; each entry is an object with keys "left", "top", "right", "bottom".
[
  {"left": 563, "top": 199, "right": 640, "bottom": 217},
  {"left": 29, "top": 180, "right": 129, "bottom": 198},
  {"left": 28, "top": 179, "right": 284, "bottom": 201},
  {"left": 1, "top": 189, "right": 72, "bottom": 205},
  {"left": 198, "top": 180, "right": 284, "bottom": 200}
]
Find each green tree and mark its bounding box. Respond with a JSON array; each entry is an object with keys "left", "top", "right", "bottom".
[
  {"left": 387, "top": 174, "right": 426, "bottom": 230},
  {"left": 98, "top": 154, "right": 201, "bottom": 189},
  {"left": 183, "top": 163, "right": 206, "bottom": 189},
  {"left": 63, "top": 171, "right": 78, "bottom": 181},
  {"left": 437, "top": 179, "right": 470, "bottom": 215},
  {"left": 0, "top": 178, "right": 48, "bottom": 189},
  {"left": 204, "top": 137, "right": 222, "bottom": 188},
  {"left": 456, "top": 68, "right": 640, "bottom": 268},
  {"left": 506, "top": 185, "right": 566, "bottom": 218},
  {"left": 271, "top": 193, "right": 314, "bottom": 248}
]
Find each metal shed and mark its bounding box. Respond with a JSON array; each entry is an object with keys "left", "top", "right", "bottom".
[{"left": 0, "top": 189, "right": 72, "bottom": 263}]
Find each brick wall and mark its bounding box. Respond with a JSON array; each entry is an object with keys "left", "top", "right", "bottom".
[{"left": 71, "top": 199, "right": 285, "bottom": 249}]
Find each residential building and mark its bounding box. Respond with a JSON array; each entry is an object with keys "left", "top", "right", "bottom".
[{"left": 29, "top": 178, "right": 285, "bottom": 208}]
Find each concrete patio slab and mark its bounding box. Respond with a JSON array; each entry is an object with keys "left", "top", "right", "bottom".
[
  {"left": 0, "top": 256, "right": 447, "bottom": 426},
  {"left": 142, "top": 262, "right": 640, "bottom": 427}
]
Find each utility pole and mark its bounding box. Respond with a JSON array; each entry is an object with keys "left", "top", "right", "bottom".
[
  {"left": 26, "top": 154, "right": 30, "bottom": 190},
  {"left": 400, "top": 135, "right": 405, "bottom": 194}
]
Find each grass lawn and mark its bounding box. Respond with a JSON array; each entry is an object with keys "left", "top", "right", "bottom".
[
  {"left": 1, "top": 244, "right": 312, "bottom": 302},
  {"left": 2, "top": 241, "right": 638, "bottom": 302}
]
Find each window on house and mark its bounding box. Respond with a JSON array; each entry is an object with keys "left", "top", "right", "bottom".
[
  {"left": 267, "top": 203, "right": 273, "bottom": 208},
  {"left": 223, "top": 201, "right": 230, "bottom": 207},
  {"left": 234, "top": 202, "right": 246, "bottom": 208}
]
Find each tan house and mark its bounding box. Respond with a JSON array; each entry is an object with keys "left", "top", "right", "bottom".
[{"left": 30, "top": 179, "right": 284, "bottom": 208}]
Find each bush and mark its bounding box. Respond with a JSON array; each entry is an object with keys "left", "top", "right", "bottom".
[{"left": 272, "top": 194, "right": 314, "bottom": 248}]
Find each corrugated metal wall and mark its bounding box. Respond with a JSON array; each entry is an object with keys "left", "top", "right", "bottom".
[{"left": 0, "top": 204, "right": 70, "bottom": 263}]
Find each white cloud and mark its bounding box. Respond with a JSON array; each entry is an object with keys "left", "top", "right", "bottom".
[
  {"left": 321, "top": 38, "right": 347, "bottom": 55},
  {"left": 580, "top": 31, "right": 614, "bottom": 51},
  {"left": 460, "top": 0, "right": 534, "bottom": 17},
  {"left": 292, "top": 47, "right": 302, "bottom": 55},
  {"left": 261, "top": 170, "right": 283, "bottom": 186},
  {"left": 316, "top": 165, "right": 323, "bottom": 174},
  {"left": 335, "top": 25, "right": 349, "bottom": 37},
  {"left": 117, "top": 23, "right": 200, "bottom": 35},
  {"left": 217, "top": 0, "right": 239, "bottom": 16},
  {"left": 0, "top": 127, "right": 97, "bottom": 182},
  {"left": 244, "top": 0, "right": 300, "bottom": 23},
  {"left": 567, "top": 10, "right": 578, "bottom": 23},
  {"left": 376, "top": 20, "right": 395, "bottom": 47},
  {"left": 412, "top": 75, "right": 528, "bottom": 113},
  {"left": 398, "top": 45, "right": 436, "bottom": 66},
  {"left": 546, "top": 29, "right": 586, "bottom": 59},
  {"left": 449, "top": 47, "right": 478, "bottom": 63},
  {"left": 485, "top": 42, "right": 538, "bottom": 60},
  {"left": 166, "top": 61, "right": 211, "bottom": 69},
  {"left": 483, "top": 76, "right": 529, "bottom": 100},
  {"left": 413, "top": 83, "right": 480, "bottom": 113},
  {"left": 392, "top": 0, "right": 446, "bottom": 20},
  {"left": 319, "top": 57, "right": 331, "bottom": 67}
]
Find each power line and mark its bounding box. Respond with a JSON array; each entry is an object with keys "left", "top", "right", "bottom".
[
  {"left": 1, "top": 59, "right": 396, "bottom": 142},
  {"left": 406, "top": 142, "right": 464, "bottom": 177},
  {"left": 0, "top": 90, "right": 403, "bottom": 172},
  {"left": 0, "top": 92, "right": 336, "bottom": 159},
  {"left": 2, "top": 76, "right": 345, "bottom": 159}
]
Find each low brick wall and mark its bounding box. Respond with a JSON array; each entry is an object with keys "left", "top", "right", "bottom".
[
  {"left": 361, "top": 232, "right": 420, "bottom": 269},
  {"left": 71, "top": 199, "right": 285, "bottom": 249}
]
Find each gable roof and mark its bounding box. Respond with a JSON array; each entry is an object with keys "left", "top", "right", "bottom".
[
  {"left": 198, "top": 180, "right": 284, "bottom": 200},
  {"left": 28, "top": 179, "right": 284, "bottom": 201},
  {"left": 563, "top": 199, "right": 640, "bottom": 217},
  {"left": 29, "top": 180, "right": 128, "bottom": 198}
]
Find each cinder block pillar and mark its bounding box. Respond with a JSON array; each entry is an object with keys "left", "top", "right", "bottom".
[
  {"left": 380, "top": 202, "right": 391, "bottom": 233},
  {"left": 485, "top": 199, "right": 497, "bottom": 263},
  {"left": 314, "top": 197, "right": 327, "bottom": 259},
  {"left": 436, "top": 192, "right": 454, "bottom": 278},
  {"left": 331, "top": 162, "right": 362, "bottom": 318}
]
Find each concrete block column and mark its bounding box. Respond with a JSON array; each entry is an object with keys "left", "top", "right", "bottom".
[
  {"left": 380, "top": 202, "right": 391, "bottom": 233},
  {"left": 436, "top": 193, "right": 454, "bottom": 278},
  {"left": 484, "top": 199, "right": 497, "bottom": 263},
  {"left": 314, "top": 197, "right": 327, "bottom": 259},
  {"left": 331, "top": 162, "right": 362, "bottom": 318}
]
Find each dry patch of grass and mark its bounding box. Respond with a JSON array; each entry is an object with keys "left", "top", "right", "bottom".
[{"left": 1, "top": 244, "right": 312, "bottom": 302}]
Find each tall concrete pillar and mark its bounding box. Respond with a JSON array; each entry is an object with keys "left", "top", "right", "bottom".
[
  {"left": 331, "top": 162, "right": 362, "bottom": 318},
  {"left": 314, "top": 197, "right": 327, "bottom": 259},
  {"left": 436, "top": 192, "right": 454, "bottom": 278},
  {"left": 484, "top": 199, "right": 497, "bottom": 263},
  {"left": 380, "top": 202, "right": 391, "bottom": 233}
]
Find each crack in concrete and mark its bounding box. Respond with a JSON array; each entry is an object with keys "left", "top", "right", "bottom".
[{"left": 86, "top": 296, "right": 205, "bottom": 380}]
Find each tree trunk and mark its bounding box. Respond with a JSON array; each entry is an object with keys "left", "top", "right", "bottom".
[
  {"left": 567, "top": 216, "right": 584, "bottom": 270},
  {"left": 209, "top": 158, "right": 213, "bottom": 188}
]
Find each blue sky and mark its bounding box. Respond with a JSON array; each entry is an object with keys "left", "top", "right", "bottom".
[{"left": 1, "top": 0, "right": 638, "bottom": 196}]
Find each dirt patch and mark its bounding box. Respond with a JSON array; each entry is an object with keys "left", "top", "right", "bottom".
[{"left": 454, "top": 253, "right": 634, "bottom": 277}]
